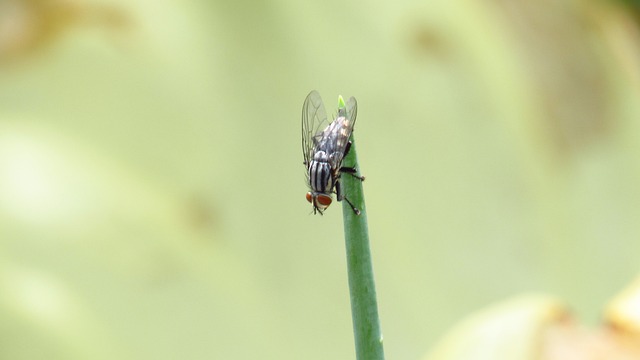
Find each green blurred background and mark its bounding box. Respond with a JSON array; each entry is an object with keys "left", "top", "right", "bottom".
[{"left": 1, "top": 0, "right": 640, "bottom": 359}]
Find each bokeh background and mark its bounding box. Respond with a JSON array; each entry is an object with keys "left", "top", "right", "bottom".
[{"left": 1, "top": 0, "right": 640, "bottom": 359}]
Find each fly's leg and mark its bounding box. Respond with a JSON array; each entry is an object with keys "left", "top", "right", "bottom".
[
  {"left": 340, "top": 166, "right": 365, "bottom": 181},
  {"left": 335, "top": 179, "right": 361, "bottom": 215},
  {"left": 343, "top": 197, "right": 361, "bottom": 216},
  {"left": 344, "top": 140, "right": 353, "bottom": 157},
  {"left": 341, "top": 141, "right": 365, "bottom": 180}
]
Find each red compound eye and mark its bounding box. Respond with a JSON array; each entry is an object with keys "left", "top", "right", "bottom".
[
  {"left": 316, "top": 194, "right": 332, "bottom": 206},
  {"left": 306, "top": 192, "right": 313, "bottom": 203}
]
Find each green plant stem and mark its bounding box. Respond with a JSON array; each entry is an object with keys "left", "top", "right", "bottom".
[{"left": 341, "top": 134, "right": 385, "bottom": 360}]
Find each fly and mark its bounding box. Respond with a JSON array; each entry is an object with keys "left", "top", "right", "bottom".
[{"left": 302, "top": 90, "right": 364, "bottom": 215}]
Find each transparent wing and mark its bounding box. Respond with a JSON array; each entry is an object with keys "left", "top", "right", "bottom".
[
  {"left": 346, "top": 96, "right": 357, "bottom": 128},
  {"left": 302, "top": 90, "right": 330, "bottom": 168},
  {"left": 321, "top": 96, "right": 358, "bottom": 169}
]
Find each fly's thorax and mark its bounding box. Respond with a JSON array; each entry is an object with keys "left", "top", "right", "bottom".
[
  {"left": 308, "top": 159, "right": 333, "bottom": 193},
  {"left": 313, "top": 150, "right": 329, "bottom": 162},
  {"left": 329, "top": 151, "right": 345, "bottom": 168}
]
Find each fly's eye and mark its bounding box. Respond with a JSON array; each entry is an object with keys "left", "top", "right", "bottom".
[
  {"left": 316, "top": 194, "right": 332, "bottom": 206},
  {"left": 306, "top": 192, "right": 313, "bottom": 203}
]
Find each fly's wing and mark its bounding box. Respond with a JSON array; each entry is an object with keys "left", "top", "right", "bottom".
[
  {"left": 323, "top": 96, "right": 357, "bottom": 169},
  {"left": 346, "top": 96, "right": 357, "bottom": 129},
  {"left": 302, "top": 90, "right": 329, "bottom": 168}
]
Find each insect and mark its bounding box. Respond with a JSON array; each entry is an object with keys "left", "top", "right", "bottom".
[{"left": 302, "top": 90, "right": 364, "bottom": 215}]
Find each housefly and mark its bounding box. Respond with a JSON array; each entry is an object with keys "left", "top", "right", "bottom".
[{"left": 302, "top": 90, "right": 364, "bottom": 215}]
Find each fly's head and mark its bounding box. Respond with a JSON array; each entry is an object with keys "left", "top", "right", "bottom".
[{"left": 306, "top": 191, "right": 333, "bottom": 215}]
